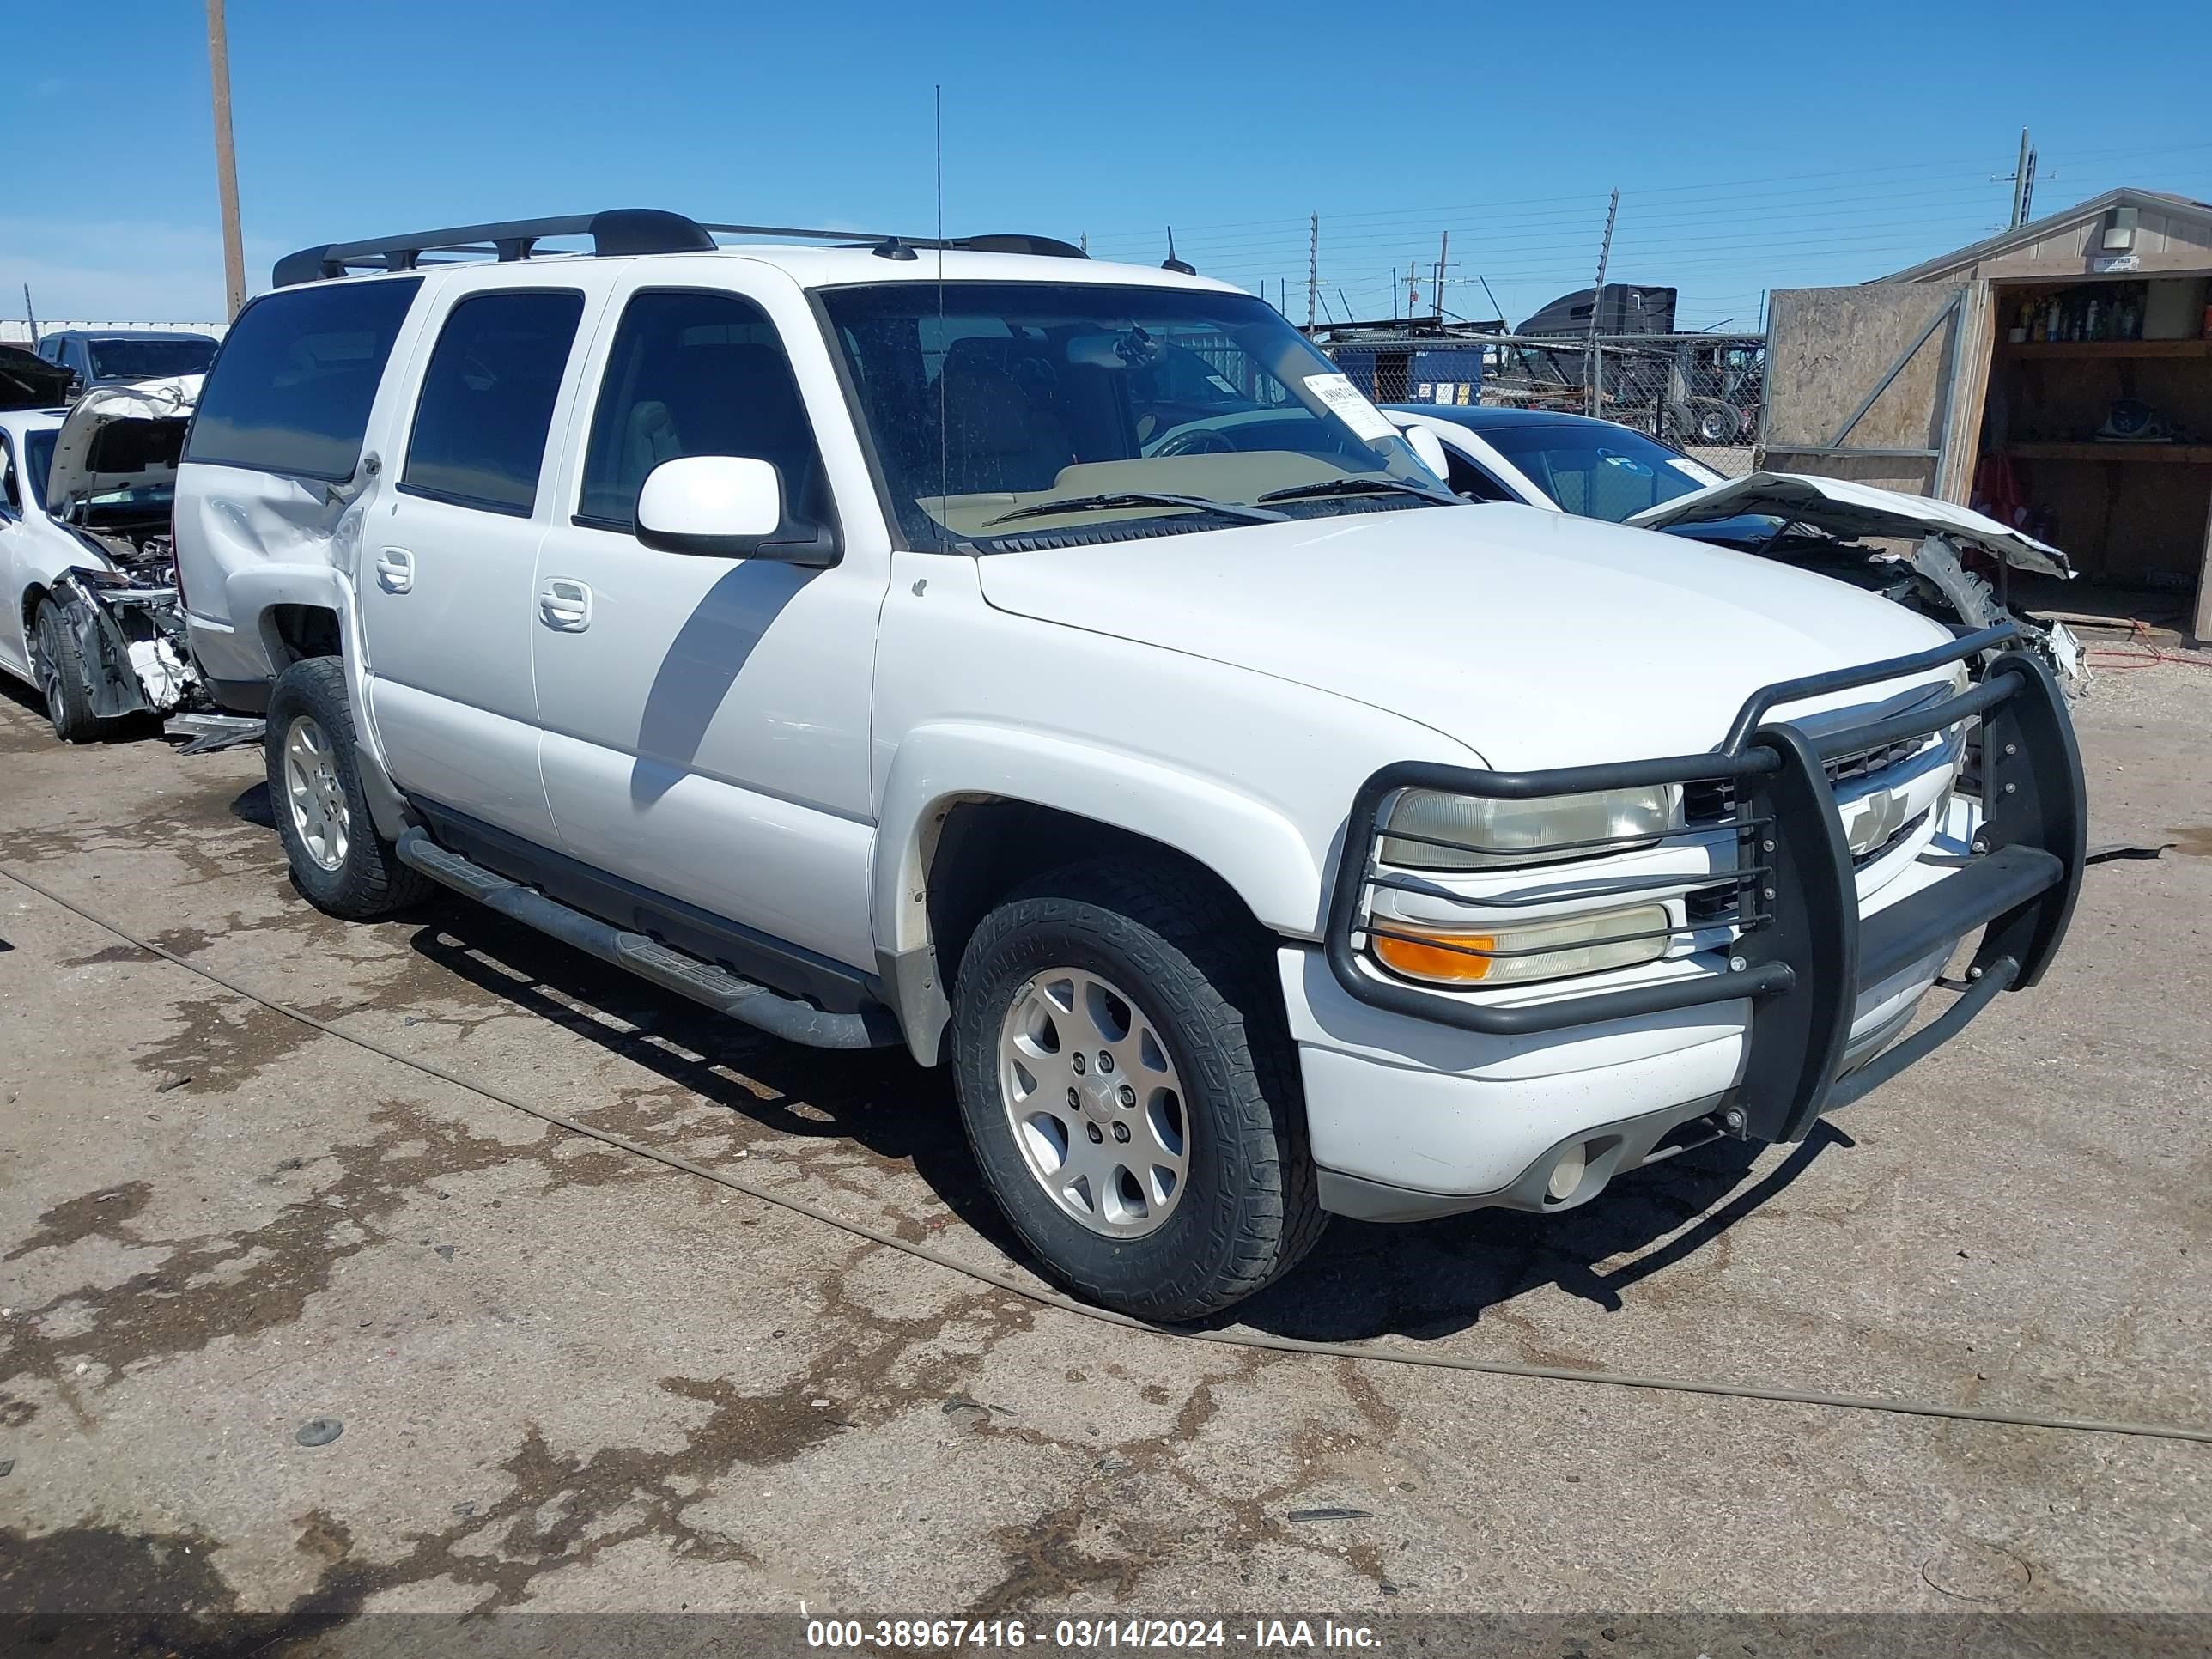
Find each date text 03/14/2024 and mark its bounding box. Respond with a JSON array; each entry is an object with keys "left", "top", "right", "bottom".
[{"left": 803, "top": 1619, "right": 1382, "bottom": 1650}]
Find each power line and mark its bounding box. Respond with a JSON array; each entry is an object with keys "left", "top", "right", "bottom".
[{"left": 1079, "top": 139, "right": 2212, "bottom": 244}]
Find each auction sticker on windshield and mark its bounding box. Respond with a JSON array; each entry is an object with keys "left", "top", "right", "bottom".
[{"left": 1303, "top": 374, "right": 1399, "bottom": 442}]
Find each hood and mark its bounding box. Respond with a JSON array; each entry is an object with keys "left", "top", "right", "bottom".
[
  {"left": 0, "top": 344, "right": 72, "bottom": 410},
  {"left": 44, "top": 374, "right": 200, "bottom": 507},
  {"left": 976, "top": 502, "right": 1958, "bottom": 769},
  {"left": 1626, "top": 471, "right": 2075, "bottom": 580}
]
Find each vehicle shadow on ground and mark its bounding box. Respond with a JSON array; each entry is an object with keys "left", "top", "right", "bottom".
[
  {"left": 1224, "top": 1122, "right": 1850, "bottom": 1343},
  {"left": 231, "top": 781, "right": 276, "bottom": 829},
  {"left": 0, "top": 667, "right": 165, "bottom": 742},
  {"left": 399, "top": 891, "right": 1845, "bottom": 1343},
  {"left": 398, "top": 899, "right": 1016, "bottom": 1250}
]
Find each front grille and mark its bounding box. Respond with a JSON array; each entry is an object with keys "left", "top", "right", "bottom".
[
  {"left": 1680, "top": 777, "right": 1733, "bottom": 823},
  {"left": 1686, "top": 734, "right": 1947, "bottom": 830},
  {"left": 1684, "top": 884, "right": 1738, "bottom": 926},
  {"left": 1852, "top": 807, "right": 1930, "bottom": 869},
  {"left": 1826, "top": 734, "right": 1936, "bottom": 786}
]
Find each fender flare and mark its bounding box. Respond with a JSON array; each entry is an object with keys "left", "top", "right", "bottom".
[
  {"left": 871, "top": 721, "right": 1324, "bottom": 1065},
  {"left": 228, "top": 562, "right": 410, "bottom": 841}
]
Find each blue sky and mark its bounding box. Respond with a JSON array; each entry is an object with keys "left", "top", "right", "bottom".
[{"left": 9, "top": 0, "right": 2209, "bottom": 331}]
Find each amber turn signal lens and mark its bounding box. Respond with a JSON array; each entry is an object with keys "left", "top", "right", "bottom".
[
  {"left": 1371, "top": 930, "right": 1496, "bottom": 983},
  {"left": 1368, "top": 903, "right": 1672, "bottom": 988}
]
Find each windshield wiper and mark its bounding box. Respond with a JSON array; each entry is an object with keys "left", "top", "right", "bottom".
[
  {"left": 980, "top": 491, "right": 1286, "bottom": 530},
  {"left": 1255, "top": 477, "right": 1462, "bottom": 507}
]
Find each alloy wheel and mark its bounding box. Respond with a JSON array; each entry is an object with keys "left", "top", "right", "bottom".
[
  {"left": 283, "top": 714, "right": 351, "bottom": 872},
  {"left": 997, "top": 967, "right": 1190, "bottom": 1238}
]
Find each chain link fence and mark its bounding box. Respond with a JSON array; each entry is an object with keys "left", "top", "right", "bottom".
[{"left": 1328, "top": 330, "right": 1766, "bottom": 478}]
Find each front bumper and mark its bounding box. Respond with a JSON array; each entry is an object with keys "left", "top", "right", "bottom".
[{"left": 1309, "top": 628, "right": 2086, "bottom": 1217}]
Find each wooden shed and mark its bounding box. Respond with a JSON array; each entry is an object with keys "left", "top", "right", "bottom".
[{"left": 1758, "top": 188, "right": 2212, "bottom": 636}]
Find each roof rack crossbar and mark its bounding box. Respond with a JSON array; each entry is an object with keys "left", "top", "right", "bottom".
[
  {"left": 274, "top": 210, "right": 1086, "bottom": 287},
  {"left": 700, "top": 225, "right": 1085, "bottom": 260}
]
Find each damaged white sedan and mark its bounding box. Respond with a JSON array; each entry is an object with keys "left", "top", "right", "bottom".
[
  {"left": 1387, "top": 404, "right": 2086, "bottom": 692},
  {"left": 0, "top": 374, "right": 209, "bottom": 740}
]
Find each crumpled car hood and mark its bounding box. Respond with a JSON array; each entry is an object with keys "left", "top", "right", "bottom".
[
  {"left": 1626, "top": 471, "right": 2075, "bottom": 580},
  {"left": 976, "top": 502, "right": 1956, "bottom": 769},
  {"left": 45, "top": 374, "right": 202, "bottom": 507}
]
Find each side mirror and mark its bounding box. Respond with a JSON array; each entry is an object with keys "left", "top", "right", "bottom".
[
  {"left": 1401, "top": 423, "right": 1449, "bottom": 483},
  {"left": 635, "top": 455, "right": 838, "bottom": 565}
]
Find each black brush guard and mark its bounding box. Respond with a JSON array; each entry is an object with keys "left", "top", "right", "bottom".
[{"left": 1322, "top": 627, "right": 2087, "bottom": 1144}]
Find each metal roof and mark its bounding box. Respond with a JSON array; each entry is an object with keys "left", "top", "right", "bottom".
[{"left": 1875, "top": 187, "right": 2212, "bottom": 284}]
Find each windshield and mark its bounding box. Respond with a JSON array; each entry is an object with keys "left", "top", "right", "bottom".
[
  {"left": 1473, "top": 422, "right": 1719, "bottom": 523},
  {"left": 819, "top": 282, "right": 1442, "bottom": 548},
  {"left": 86, "top": 337, "right": 217, "bottom": 383}
]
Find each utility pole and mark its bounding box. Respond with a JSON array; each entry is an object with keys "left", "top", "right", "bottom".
[
  {"left": 21, "top": 285, "right": 36, "bottom": 345},
  {"left": 1434, "top": 230, "right": 1449, "bottom": 321},
  {"left": 2011, "top": 130, "right": 2038, "bottom": 227},
  {"left": 1305, "top": 213, "right": 1319, "bottom": 329},
  {"left": 206, "top": 0, "right": 246, "bottom": 319},
  {"left": 1585, "top": 188, "right": 1619, "bottom": 416}
]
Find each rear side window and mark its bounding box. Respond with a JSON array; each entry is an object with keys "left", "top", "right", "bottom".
[
  {"left": 1441, "top": 449, "right": 1516, "bottom": 503},
  {"left": 576, "top": 289, "right": 830, "bottom": 531},
  {"left": 185, "top": 277, "right": 421, "bottom": 481},
  {"left": 402, "top": 289, "right": 585, "bottom": 515}
]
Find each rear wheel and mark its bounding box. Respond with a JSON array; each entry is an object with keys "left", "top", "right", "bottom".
[
  {"left": 31, "top": 595, "right": 105, "bottom": 744},
  {"left": 264, "top": 656, "right": 431, "bottom": 920},
  {"left": 1689, "top": 399, "right": 1742, "bottom": 445},
  {"left": 951, "top": 858, "right": 1326, "bottom": 1320}
]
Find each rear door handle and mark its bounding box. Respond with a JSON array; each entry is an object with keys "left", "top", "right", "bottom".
[
  {"left": 374, "top": 547, "right": 415, "bottom": 594},
  {"left": 539, "top": 578, "right": 592, "bottom": 631}
]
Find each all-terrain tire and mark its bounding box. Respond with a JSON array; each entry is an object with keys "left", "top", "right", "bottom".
[
  {"left": 950, "top": 857, "right": 1327, "bottom": 1321},
  {"left": 32, "top": 595, "right": 106, "bottom": 743},
  {"left": 264, "top": 656, "right": 432, "bottom": 920}
]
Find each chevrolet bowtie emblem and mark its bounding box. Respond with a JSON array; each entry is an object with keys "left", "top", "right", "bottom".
[{"left": 1843, "top": 787, "right": 1913, "bottom": 856}]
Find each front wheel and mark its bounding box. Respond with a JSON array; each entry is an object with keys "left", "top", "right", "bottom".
[
  {"left": 32, "top": 595, "right": 106, "bottom": 743},
  {"left": 950, "top": 859, "right": 1326, "bottom": 1320},
  {"left": 264, "top": 656, "right": 432, "bottom": 920}
]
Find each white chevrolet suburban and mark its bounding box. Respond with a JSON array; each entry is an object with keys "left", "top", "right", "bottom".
[{"left": 175, "top": 210, "right": 2086, "bottom": 1319}]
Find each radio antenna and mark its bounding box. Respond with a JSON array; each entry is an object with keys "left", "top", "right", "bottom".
[{"left": 935, "top": 82, "right": 948, "bottom": 544}]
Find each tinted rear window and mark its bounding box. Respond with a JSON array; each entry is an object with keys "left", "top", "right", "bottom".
[
  {"left": 186, "top": 278, "right": 421, "bottom": 480},
  {"left": 402, "top": 289, "right": 584, "bottom": 515}
]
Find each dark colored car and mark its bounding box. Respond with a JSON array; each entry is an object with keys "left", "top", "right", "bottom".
[
  {"left": 0, "top": 344, "right": 74, "bottom": 410},
  {"left": 36, "top": 330, "right": 220, "bottom": 390}
]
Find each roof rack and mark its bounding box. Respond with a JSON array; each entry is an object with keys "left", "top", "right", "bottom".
[{"left": 271, "top": 210, "right": 1088, "bottom": 287}]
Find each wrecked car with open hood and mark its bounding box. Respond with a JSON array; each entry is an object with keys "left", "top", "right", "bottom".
[
  {"left": 1387, "top": 404, "right": 2085, "bottom": 690},
  {"left": 0, "top": 374, "right": 210, "bottom": 740}
]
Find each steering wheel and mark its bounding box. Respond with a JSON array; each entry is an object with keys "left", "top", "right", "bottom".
[{"left": 1152, "top": 426, "right": 1237, "bottom": 458}]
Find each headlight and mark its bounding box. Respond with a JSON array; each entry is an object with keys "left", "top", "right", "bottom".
[
  {"left": 1370, "top": 902, "right": 1671, "bottom": 988},
  {"left": 1380, "top": 785, "right": 1677, "bottom": 870}
]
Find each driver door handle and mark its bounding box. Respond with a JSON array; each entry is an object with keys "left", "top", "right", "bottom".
[
  {"left": 374, "top": 547, "right": 415, "bottom": 593},
  {"left": 539, "top": 578, "right": 592, "bottom": 632}
]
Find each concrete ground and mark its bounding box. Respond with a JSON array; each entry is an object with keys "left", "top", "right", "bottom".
[{"left": 1, "top": 645, "right": 2209, "bottom": 1650}]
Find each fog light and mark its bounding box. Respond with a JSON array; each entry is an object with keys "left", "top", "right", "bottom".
[
  {"left": 1369, "top": 902, "right": 1670, "bottom": 988},
  {"left": 1546, "top": 1141, "right": 1588, "bottom": 1203}
]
